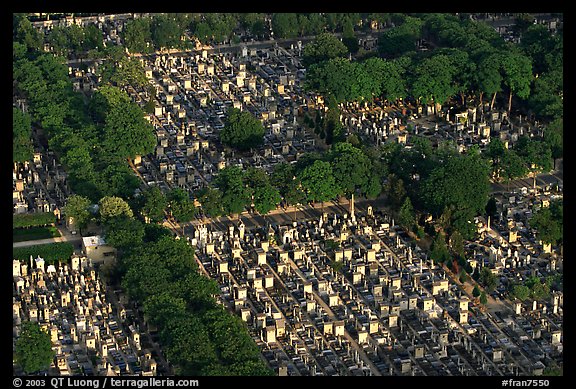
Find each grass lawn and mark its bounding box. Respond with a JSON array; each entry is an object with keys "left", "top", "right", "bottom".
[{"left": 13, "top": 226, "right": 61, "bottom": 242}]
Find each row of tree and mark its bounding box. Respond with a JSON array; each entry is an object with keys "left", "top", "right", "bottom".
[
  {"left": 304, "top": 14, "right": 562, "bottom": 123},
  {"left": 13, "top": 38, "right": 155, "bottom": 202}
]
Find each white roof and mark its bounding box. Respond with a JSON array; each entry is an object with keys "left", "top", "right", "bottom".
[{"left": 82, "top": 235, "right": 106, "bottom": 248}]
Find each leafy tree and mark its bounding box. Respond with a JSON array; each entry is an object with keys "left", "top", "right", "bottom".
[
  {"left": 479, "top": 267, "right": 497, "bottom": 293},
  {"left": 411, "top": 54, "right": 457, "bottom": 112},
  {"left": 342, "top": 20, "right": 359, "bottom": 54},
  {"left": 167, "top": 188, "right": 196, "bottom": 223},
  {"left": 123, "top": 17, "right": 153, "bottom": 53},
  {"left": 472, "top": 285, "right": 481, "bottom": 298},
  {"left": 544, "top": 118, "right": 564, "bottom": 161},
  {"left": 13, "top": 107, "right": 33, "bottom": 163},
  {"left": 143, "top": 223, "right": 173, "bottom": 243},
  {"left": 530, "top": 201, "right": 562, "bottom": 246},
  {"left": 529, "top": 70, "right": 563, "bottom": 121},
  {"left": 500, "top": 51, "right": 533, "bottom": 113},
  {"left": 82, "top": 24, "right": 104, "bottom": 52},
  {"left": 271, "top": 13, "right": 299, "bottom": 39},
  {"left": 220, "top": 108, "right": 265, "bottom": 151},
  {"left": 14, "top": 321, "right": 54, "bottom": 374},
  {"left": 430, "top": 232, "right": 450, "bottom": 264},
  {"left": 98, "top": 86, "right": 156, "bottom": 159},
  {"left": 151, "top": 14, "right": 184, "bottom": 50},
  {"left": 421, "top": 153, "right": 490, "bottom": 229},
  {"left": 512, "top": 284, "right": 530, "bottom": 301},
  {"left": 302, "top": 32, "right": 348, "bottom": 67},
  {"left": 500, "top": 149, "right": 527, "bottom": 183},
  {"left": 63, "top": 195, "right": 92, "bottom": 232},
  {"left": 141, "top": 186, "right": 168, "bottom": 223},
  {"left": 271, "top": 163, "right": 306, "bottom": 207},
  {"left": 99, "top": 196, "right": 134, "bottom": 222},
  {"left": 378, "top": 16, "right": 423, "bottom": 57},
  {"left": 14, "top": 15, "right": 42, "bottom": 52},
  {"left": 104, "top": 216, "right": 145, "bottom": 251},
  {"left": 299, "top": 160, "right": 340, "bottom": 203},
  {"left": 398, "top": 196, "right": 416, "bottom": 231},
  {"left": 216, "top": 166, "right": 251, "bottom": 215},
  {"left": 449, "top": 230, "right": 465, "bottom": 259},
  {"left": 384, "top": 173, "right": 407, "bottom": 210},
  {"left": 196, "top": 187, "right": 224, "bottom": 218},
  {"left": 305, "top": 58, "right": 370, "bottom": 103},
  {"left": 476, "top": 51, "right": 503, "bottom": 108},
  {"left": 479, "top": 291, "right": 488, "bottom": 305},
  {"left": 361, "top": 57, "right": 406, "bottom": 102},
  {"left": 244, "top": 168, "right": 281, "bottom": 215}
]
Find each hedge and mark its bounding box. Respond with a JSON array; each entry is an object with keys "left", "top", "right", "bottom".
[
  {"left": 13, "top": 242, "right": 74, "bottom": 265},
  {"left": 13, "top": 212, "right": 56, "bottom": 229}
]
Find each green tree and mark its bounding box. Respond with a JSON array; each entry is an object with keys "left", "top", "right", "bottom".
[
  {"left": 104, "top": 216, "right": 145, "bottom": 251},
  {"left": 411, "top": 54, "right": 457, "bottom": 112},
  {"left": 512, "top": 284, "right": 530, "bottom": 301},
  {"left": 299, "top": 160, "right": 340, "bottom": 203},
  {"left": 472, "top": 285, "right": 481, "bottom": 298},
  {"left": 398, "top": 196, "right": 416, "bottom": 231},
  {"left": 99, "top": 196, "right": 134, "bottom": 222},
  {"left": 479, "top": 267, "right": 497, "bottom": 293},
  {"left": 13, "top": 107, "right": 33, "bottom": 163},
  {"left": 123, "top": 17, "right": 153, "bottom": 53},
  {"left": 196, "top": 187, "right": 224, "bottom": 218},
  {"left": 14, "top": 321, "right": 54, "bottom": 374},
  {"left": 500, "top": 51, "right": 533, "bottom": 113},
  {"left": 479, "top": 291, "right": 488, "bottom": 305},
  {"left": 430, "top": 232, "right": 450, "bottom": 264},
  {"left": 216, "top": 166, "right": 251, "bottom": 216},
  {"left": 167, "top": 188, "right": 196, "bottom": 223},
  {"left": 378, "top": 16, "right": 423, "bottom": 57},
  {"left": 302, "top": 32, "right": 348, "bottom": 67},
  {"left": 151, "top": 14, "right": 184, "bottom": 50},
  {"left": 63, "top": 195, "right": 92, "bottom": 232},
  {"left": 98, "top": 86, "right": 156, "bottom": 159},
  {"left": 449, "top": 230, "right": 465, "bottom": 259},
  {"left": 141, "top": 186, "right": 168, "bottom": 223},
  {"left": 530, "top": 201, "right": 562, "bottom": 246},
  {"left": 271, "top": 13, "right": 299, "bottom": 39},
  {"left": 329, "top": 142, "right": 373, "bottom": 197},
  {"left": 244, "top": 168, "right": 281, "bottom": 215},
  {"left": 476, "top": 51, "right": 503, "bottom": 108},
  {"left": 384, "top": 173, "right": 407, "bottom": 210},
  {"left": 220, "top": 108, "right": 265, "bottom": 150}
]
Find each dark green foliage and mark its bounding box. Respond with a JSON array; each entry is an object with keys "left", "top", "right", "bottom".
[
  {"left": 12, "top": 243, "right": 74, "bottom": 265},
  {"left": 299, "top": 160, "right": 340, "bottom": 203},
  {"left": 378, "top": 16, "right": 423, "bottom": 57},
  {"left": 530, "top": 200, "right": 562, "bottom": 245},
  {"left": 479, "top": 291, "right": 488, "bottom": 305},
  {"left": 398, "top": 196, "right": 416, "bottom": 231},
  {"left": 167, "top": 188, "right": 196, "bottom": 223},
  {"left": 140, "top": 186, "right": 168, "bottom": 223},
  {"left": 196, "top": 187, "right": 225, "bottom": 218},
  {"left": 63, "top": 195, "right": 92, "bottom": 231},
  {"left": 119, "top": 235, "right": 272, "bottom": 375},
  {"left": 430, "top": 232, "right": 450, "bottom": 264},
  {"left": 472, "top": 285, "right": 481, "bottom": 297},
  {"left": 479, "top": 267, "right": 498, "bottom": 293},
  {"left": 244, "top": 168, "right": 281, "bottom": 215},
  {"left": 123, "top": 17, "right": 153, "bottom": 53},
  {"left": 14, "top": 321, "right": 54, "bottom": 374},
  {"left": 215, "top": 166, "right": 251, "bottom": 215},
  {"left": 302, "top": 32, "right": 348, "bottom": 67},
  {"left": 271, "top": 13, "right": 299, "bottom": 39},
  {"left": 13, "top": 212, "right": 56, "bottom": 229},
  {"left": 13, "top": 107, "right": 33, "bottom": 163},
  {"left": 151, "top": 14, "right": 186, "bottom": 50},
  {"left": 104, "top": 216, "right": 145, "bottom": 252},
  {"left": 220, "top": 108, "right": 265, "bottom": 150}
]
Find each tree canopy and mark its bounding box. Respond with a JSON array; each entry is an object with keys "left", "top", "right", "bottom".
[
  {"left": 14, "top": 321, "right": 54, "bottom": 374},
  {"left": 220, "top": 108, "right": 265, "bottom": 151},
  {"left": 13, "top": 107, "right": 33, "bottom": 163}
]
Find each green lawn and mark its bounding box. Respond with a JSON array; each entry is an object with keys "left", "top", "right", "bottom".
[{"left": 13, "top": 226, "right": 61, "bottom": 242}]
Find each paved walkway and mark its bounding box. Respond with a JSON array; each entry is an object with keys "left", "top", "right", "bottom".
[{"left": 13, "top": 225, "right": 83, "bottom": 249}]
